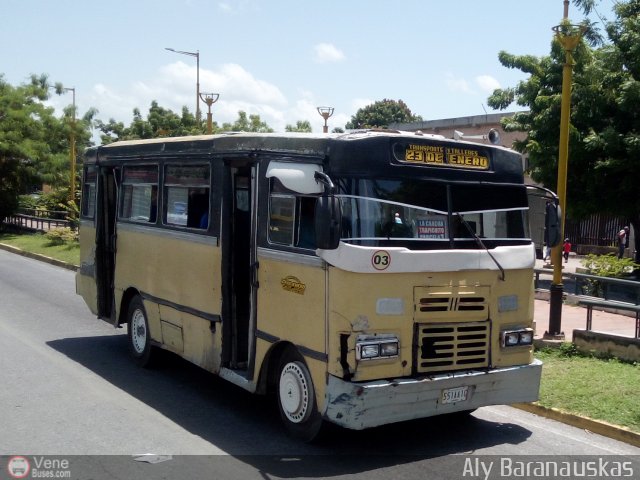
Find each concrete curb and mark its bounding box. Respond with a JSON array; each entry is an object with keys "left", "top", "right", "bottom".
[
  {"left": 513, "top": 402, "right": 640, "bottom": 448},
  {"left": 2, "top": 241, "right": 639, "bottom": 448},
  {"left": 0, "top": 242, "right": 78, "bottom": 272}
]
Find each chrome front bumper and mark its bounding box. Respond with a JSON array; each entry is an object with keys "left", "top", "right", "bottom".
[{"left": 323, "top": 359, "right": 542, "bottom": 430}]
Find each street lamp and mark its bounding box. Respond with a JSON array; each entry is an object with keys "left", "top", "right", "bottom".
[
  {"left": 199, "top": 93, "right": 220, "bottom": 134},
  {"left": 317, "top": 106, "right": 334, "bottom": 133},
  {"left": 165, "top": 47, "right": 201, "bottom": 122},
  {"left": 545, "top": 6, "right": 585, "bottom": 340},
  {"left": 60, "top": 87, "right": 76, "bottom": 204}
]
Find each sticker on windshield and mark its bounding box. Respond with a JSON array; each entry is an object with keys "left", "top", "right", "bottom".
[{"left": 372, "top": 250, "right": 391, "bottom": 271}]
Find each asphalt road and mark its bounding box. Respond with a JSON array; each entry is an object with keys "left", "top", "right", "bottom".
[{"left": 1, "top": 249, "right": 639, "bottom": 479}]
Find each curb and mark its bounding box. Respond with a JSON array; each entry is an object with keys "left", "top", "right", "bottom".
[
  {"left": 2, "top": 241, "right": 639, "bottom": 448},
  {"left": 513, "top": 402, "right": 640, "bottom": 448},
  {"left": 0, "top": 242, "right": 78, "bottom": 272}
]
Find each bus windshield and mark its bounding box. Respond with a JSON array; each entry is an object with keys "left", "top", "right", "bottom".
[{"left": 337, "top": 178, "right": 530, "bottom": 250}]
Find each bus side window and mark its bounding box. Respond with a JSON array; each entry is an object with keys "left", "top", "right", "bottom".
[
  {"left": 119, "top": 166, "right": 158, "bottom": 223},
  {"left": 164, "top": 164, "right": 210, "bottom": 230},
  {"left": 269, "top": 195, "right": 295, "bottom": 245},
  {"left": 81, "top": 166, "right": 97, "bottom": 219}
]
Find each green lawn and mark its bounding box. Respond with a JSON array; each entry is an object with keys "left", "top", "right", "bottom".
[
  {"left": 1, "top": 231, "right": 639, "bottom": 433},
  {"left": 0, "top": 232, "right": 80, "bottom": 266},
  {"left": 535, "top": 346, "right": 640, "bottom": 433}
]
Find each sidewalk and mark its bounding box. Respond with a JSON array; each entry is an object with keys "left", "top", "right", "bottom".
[{"left": 533, "top": 254, "right": 639, "bottom": 339}]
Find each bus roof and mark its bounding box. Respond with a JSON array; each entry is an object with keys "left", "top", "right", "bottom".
[{"left": 86, "top": 130, "right": 523, "bottom": 184}]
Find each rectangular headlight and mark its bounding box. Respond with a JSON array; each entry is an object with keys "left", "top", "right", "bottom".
[
  {"left": 380, "top": 341, "right": 399, "bottom": 357},
  {"left": 504, "top": 332, "right": 520, "bottom": 346},
  {"left": 502, "top": 328, "right": 534, "bottom": 347},
  {"left": 356, "top": 336, "right": 399, "bottom": 360},
  {"left": 518, "top": 330, "right": 533, "bottom": 345},
  {"left": 359, "top": 344, "right": 380, "bottom": 359}
]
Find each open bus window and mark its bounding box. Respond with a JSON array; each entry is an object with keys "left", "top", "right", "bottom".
[
  {"left": 268, "top": 178, "right": 317, "bottom": 250},
  {"left": 119, "top": 166, "right": 158, "bottom": 223},
  {"left": 164, "top": 165, "right": 210, "bottom": 230},
  {"left": 81, "top": 166, "right": 97, "bottom": 219},
  {"left": 269, "top": 195, "right": 295, "bottom": 245}
]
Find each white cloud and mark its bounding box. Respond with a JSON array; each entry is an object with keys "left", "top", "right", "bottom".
[
  {"left": 86, "top": 61, "right": 356, "bottom": 135},
  {"left": 475, "top": 75, "right": 501, "bottom": 92},
  {"left": 313, "top": 43, "right": 346, "bottom": 63},
  {"left": 445, "top": 73, "right": 473, "bottom": 94}
]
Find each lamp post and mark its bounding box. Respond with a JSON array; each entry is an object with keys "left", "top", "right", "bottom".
[
  {"left": 61, "top": 87, "right": 76, "bottom": 204},
  {"left": 545, "top": 5, "right": 584, "bottom": 340},
  {"left": 165, "top": 47, "right": 201, "bottom": 122},
  {"left": 199, "top": 93, "right": 220, "bottom": 134},
  {"left": 317, "top": 106, "right": 334, "bottom": 133}
]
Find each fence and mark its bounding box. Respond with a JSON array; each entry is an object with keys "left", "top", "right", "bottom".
[
  {"left": 3, "top": 208, "right": 70, "bottom": 232},
  {"left": 535, "top": 269, "right": 640, "bottom": 305},
  {"left": 564, "top": 214, "right": 630, "bottom": 248}
]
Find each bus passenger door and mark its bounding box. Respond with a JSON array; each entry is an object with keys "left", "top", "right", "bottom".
[
  {"left": 221, "top": 163, "right": 257, "bottom": 372},
  {"left": 95, "top": 167, "right": 117, "bottom": 323}
]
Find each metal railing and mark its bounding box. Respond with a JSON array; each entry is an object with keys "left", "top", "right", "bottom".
[
  {"left": 3, "top": 208, "right": 70, "bottom": 232},
  {"left": 535, "top": 268, "right": 640, "bottom": 305}
]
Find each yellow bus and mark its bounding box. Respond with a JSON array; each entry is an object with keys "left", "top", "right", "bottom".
[{"left": 76, "top": 131, "right": 557, "bottom": 441}]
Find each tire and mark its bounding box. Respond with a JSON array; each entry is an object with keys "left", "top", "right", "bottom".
[
  {"left": 127, "top": 295, "right": 155, "bottom": 367},
  {"left": 277, "top": 348, "right": 323, "bottom": 442}
]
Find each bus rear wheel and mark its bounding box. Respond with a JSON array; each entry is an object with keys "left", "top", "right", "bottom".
[
  {"left": 277, "top": 348, "right": 323, "bottom": 442},
  {"left": 127, "top": 295, "right": 155, "bottom": 367}
]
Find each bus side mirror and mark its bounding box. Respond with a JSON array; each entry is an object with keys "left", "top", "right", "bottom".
[
  {"left": 545, "top": 202, "right": 562, "bottom": 247},
  {"left": 315, "top": 196, "right": 342, "bottom": 250}
]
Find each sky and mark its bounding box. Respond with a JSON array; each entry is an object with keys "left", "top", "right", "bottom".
[{"left": 1, "top": 0, "right": 617, "bottom": 139}]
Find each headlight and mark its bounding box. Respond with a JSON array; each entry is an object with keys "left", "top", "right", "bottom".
[
  {"left": 359, "top": 344, "right": 380, "bottom": 359},
  {"left": 501, "top": 328, "right": 534, "bottom": 348},
  {"left": 356, "top": 335, "right": 399, "bottom": 360}
]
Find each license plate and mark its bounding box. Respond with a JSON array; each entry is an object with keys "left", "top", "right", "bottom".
[{"left": 441, "top": 386, "right": 469, "bottom": 404}]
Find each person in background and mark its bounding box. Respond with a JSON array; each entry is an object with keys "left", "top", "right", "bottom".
[
  {"left": 617, "top": 226, "right": 630, "bottom": 259},
  {"left": 563, "top": 238, "right": 571, "bottom": 263}
]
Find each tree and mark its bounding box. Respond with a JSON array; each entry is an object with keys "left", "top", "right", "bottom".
[
  {"left": 487, "top": 0, "right": 640, "bottom": 261},
  {"left": 220, "top": 111, "right": 274, "bottom": 132},
  {"left": 0, "top": 74, "right": 81, "bottom": 221},
  {"left": 285, "top": 120, "right": 312, "bottom": 132},
  {"left": 345, "top": 99, "right": 422, "bottom": 129},
  {"left": 96, "top": 101, "right": 204, "bottom": 144}
]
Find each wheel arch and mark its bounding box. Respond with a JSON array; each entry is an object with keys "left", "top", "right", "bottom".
[
  {"left": 118, "top": 287, "right": 141, "bottom": 326},
  {"left": 256, "top": 341, "right": 297, "bottom": 395}
]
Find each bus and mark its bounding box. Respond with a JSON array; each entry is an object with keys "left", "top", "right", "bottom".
[{"left": 76, "top": 131, "right": 557, "bottom": 441}]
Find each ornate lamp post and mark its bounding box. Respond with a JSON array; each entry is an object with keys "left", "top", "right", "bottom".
[
  {"left": 165, "top": 47, "right": 201, "bottom": 122},
  {"left": 545, "top": 5, "right": 585, "bottom": 340},
  {"left": 317, "top": 106, "right": 334, "bottom": 133},
  {"left": 61, "top": 87, "right": 76, "bottom": 204},
  {"left": 199, "top": 93, "right": 220, "bottom": 134}
]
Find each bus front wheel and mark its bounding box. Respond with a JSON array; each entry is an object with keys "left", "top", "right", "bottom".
[
  {"left": 127, "top": 296, "right": 155, "bottom": 367},
  {"left": 277, "top": 349, "right": 323, "bottom": 442}
]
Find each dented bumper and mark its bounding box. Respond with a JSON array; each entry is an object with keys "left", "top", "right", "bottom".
[{"left": 323, "top": 359, "right": 542, "bottom": 430}]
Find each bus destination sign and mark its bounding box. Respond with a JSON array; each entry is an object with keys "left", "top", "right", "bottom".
[{"left": 398, "top": 143, "right": 490, "bottom": 170}]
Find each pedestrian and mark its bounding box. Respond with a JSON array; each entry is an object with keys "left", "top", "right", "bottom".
[
  {"left": 563, "top": 238, "right": 571, "bottom": 263},
  {"left": 617, "top": 226, "right": 629, "bottom": 259},
  {"left": 543, "top": 243, "right": 551, "bottom": 262}
]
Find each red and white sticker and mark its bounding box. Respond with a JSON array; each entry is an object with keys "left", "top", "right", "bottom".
[{"left": 371, "top": 250, "right": 391, "bottom": 271}]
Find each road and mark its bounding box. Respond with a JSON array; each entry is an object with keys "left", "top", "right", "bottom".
[{"left": 1, "top": 249, "right": 639, "bottom": 479}]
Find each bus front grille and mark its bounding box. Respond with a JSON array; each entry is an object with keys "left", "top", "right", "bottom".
[{"left": 416, "top": 321, "right": 489, "bottom": 373}]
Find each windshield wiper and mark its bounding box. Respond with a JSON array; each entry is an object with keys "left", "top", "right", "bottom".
[{"left": 457, "top": 214, "right": 506, "bottom": 281}]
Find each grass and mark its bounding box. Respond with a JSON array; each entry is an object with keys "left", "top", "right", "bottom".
[
  {"left": 1, "top": 231, "right": 639, "bottom": 433},
  {"left": 0, "top": 231, "right": 80, "bottom": 266},
  {"left": 535, "top": 345, "right": 640, "bottom": 433}
]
